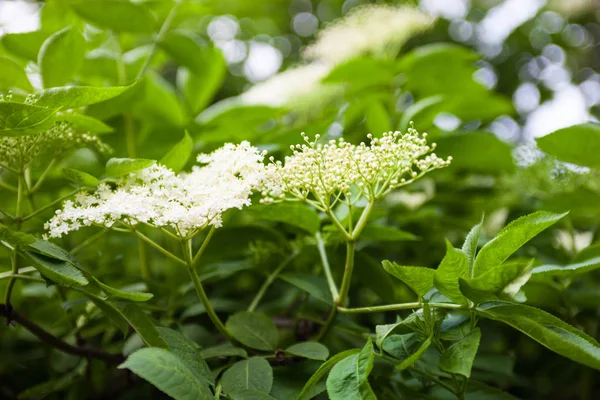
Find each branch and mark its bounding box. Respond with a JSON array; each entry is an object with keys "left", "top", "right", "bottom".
[{"left": 0, "top": 304, "right": 124, "bottom": 364}]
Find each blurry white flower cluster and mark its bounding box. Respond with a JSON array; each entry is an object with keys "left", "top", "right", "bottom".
[
  {"left": 260, "top": 127, "right": 451, "bottom": 210},
  {"left": 303, "top": 5, "right": 434, "bottom": 65},
  {"left": 241, "top": 4, "right": 433, "bottom": 109},
  {"left": 45, "top": 142, "right": 266, "bottom": 238}
]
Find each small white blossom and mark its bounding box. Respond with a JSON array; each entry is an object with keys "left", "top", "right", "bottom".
[
  {"left": 260, "top": 127, "right": 451, "bottom": 210},
  {"left": 303, "top": 5, "right": 434, "bottom": 65},
  {"left": 45, "top": 142, "right": 267, "bottom": 238}
]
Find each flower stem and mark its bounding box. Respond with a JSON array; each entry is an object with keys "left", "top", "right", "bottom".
[
  {"left": 71, "top": 228, "right": 110, "bottom": 255},
  {"left": 248, "top": 252, "right": 297, "bottom": 312},
  {"left": 315, "top": 232, "right": 339, "bottom": 301},
  {"left": 350, "top": 201, "right": 373, "bottom": 239},
  {"left": 22, "top": 189, "right": 78, "bottom": 222},
  {"left": 4, "top": 174, "right": 25, "bottom": 309},
  {"left": 183, "top": 238, "right": 233, "bottom": 341},
  {"left": 192, "top": 226, "right": 216, "bottom": 266},
  {"left": 336, "top": 240, "right": 355, "bottom": 306},
  {"left": 337, "top": 302, "right": 464, "bottom": 314},
  {"left": 133, "top": 230, "right": 187, "bottom": 267},
  {"left": 29, "top": 158, "right": 56, "bottom": 193}
]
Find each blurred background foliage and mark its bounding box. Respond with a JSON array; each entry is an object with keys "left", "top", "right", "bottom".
[{"left": 0, "top": 0, "right": 600, "bottom": 399}]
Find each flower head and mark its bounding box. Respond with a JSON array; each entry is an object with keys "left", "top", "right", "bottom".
[
  {"left": 260, "top": 127, "right": 451, "bottom": 210},
  {"left": 46, "top": 142, "right": 266, "bottom": 238},
  {"left": 303, "top": 5, "right": 434, "bottom": 65}
]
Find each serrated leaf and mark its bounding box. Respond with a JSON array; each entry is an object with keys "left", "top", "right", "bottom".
[
  {"left": 477, "top": 301, "right": 600, "bottom": 370},
  {"left": 440, "top": 328, "right": 481, "bottom": 378},
  {"left": 71, "top": 0, "right": 156, "bottom": 33},
  {"left": 93, "top": 277, "right": 153, "bottom": 302},
  {"left": 26, "top": 239, "right": 80, "bottom": 267},
  {"left": 297, "top": 349, "right": 361, "bottom": 400},
  {"left": 0, "top": 224, "right": 36, "bottom": 246},
  {"left": 200, "top": 344, "right": 247, "bottom": 359},
  {"left": 473, "top": 211, "right": 568, "bottom": 277},
  {"left": 459, "top": 261, "right": 533, "bottom": 303},
  {"left": 25, "top": 252, "right": 88, "bottom": 286},
  {"left": 63, "top": 168, "right": 99, "bottom": 187},
  {"left": 159, "top": 131, "right": 193, "bottom": 173},
  {"left": 0, "top": 56, "right": 33, "bottom": 92},
  {"left": 532, "top": 257, "right": 600, "bottom": 279},
  {"left": 119, "top": 348, "right": 212, "bottom": 400},
  {"left": 382, "top": 260, "right": 434, "bottom": 297},
  {"left": 285, "top": 342, "right": 329, "bottom": 361},
  {"left": 36, "top": 85, "right": 132, "bottom": 110},
  {"left": 246, "top": 203, "right": 320, "bottom": 234},
  {"left": 157, "top": 327, "right": 212, "bottom": 385},
  {"left": 462, "top": 218, "right": 483, "bottom": 275},
  {"left": 382, "top": 333, "right": 421, "bottom": 360},
  {"left": 58, "top": 114, "right": 113, "bottom": 133},
  {"left": 434, "top": 241, "right": 469, "bottom": 304},
  {"left": 326, "top": 339, "right": 376, "bottom": 400},
  {"left": 536, "top": 123, "right": 600, "bottom": 169},
  {"left": 396, "top": 336, "right": 431, "bottom": 371},
  {"left": 111, "top": 301, "right": 167, "bottom": 348},
  {"left": 226, "top": 311, "right": 278, "bottom": 351},
  {"left": 105, "top": 158, "right": 156, "bottom": 178},
  {"left": 221, "top": 357, "right": 273, "bottom": 394},
  {"left": 38, "top": 26, "right": 85, "bottom": 88},
  {"left": 0, "top": 102, "right": 56, "bottom": 136},
  {"left": 86, "top": 79, "right": 145, "bottom": 120},
  {"left": 279, "top": 273, "right": 333, "bottom": 305}
]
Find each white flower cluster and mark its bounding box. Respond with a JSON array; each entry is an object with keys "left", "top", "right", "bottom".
[
  {"left": 260, "top": 128, "right": 451, "bottom": 209},
  {"left": 303, "top": 5, "right": 434, "bottom": 65},
  {"left": 45, "top": 142, "right": 266, "bottom": 238},
  {"left": 0, "top": 121, "right": 110, "bottom": 169}
]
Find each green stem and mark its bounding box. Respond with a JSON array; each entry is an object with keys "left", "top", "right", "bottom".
[
  {"left": 0, "top": 180, "right": 18, "bottom": 192},
  {"left": 138, "top": 240, "right": 150, "bottom": 280},
  {"left": 29, "top": 158, "right": 56, "bottom": 193},
  {"left": 133, "top": 230, "right": 187, "bottom": 267},
  {"left": 350, "top": 201, "right": 373, "bottom": 240},
  {"left": 336, "top": 240, "right": 355, "bottom": 306},
  {"left": 0, "top": 162, "right": 18, "bottom": 175},
  {"left": 325, "top": 209, "right": 352, "bottom": 241},
  {"left": 136, "top": 0, "right": 181, "bottom": 80},
  {"left": 247, "top": 252, "right": 297, "bottom": 312},
  {"left": 71, "top": 228, "right": 109, "bottom": 255},
  {"left": 4, "top": 174, "right": 25, "bottom": 308},
  {"left": 0, "top": 274, "right": 44, "bottom": 283},
  {"left": 315, "top": 231, "right": 339, "bottom": 301},
  {"left": 0, "top": 267, "right": 37, "bottom": 280},
  {"left": 183, "top": 239, "right": 233, "bottom": 341},
  {"left": 409, "top": 366, "right": 458, "bottom": 395},
  {"left": 338, "top": 302, "right": 464, "bottom": 314},
  {"left": 22, "top": 189, "right": 78, "bottom": 222},
  {"left": 192, "top": 226, "right": 216, "bottom": 266}
]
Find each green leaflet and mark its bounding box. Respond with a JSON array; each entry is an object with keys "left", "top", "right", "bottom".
[
  {"left": 226, "top": 311, "right": 279, "bottom": 351},
  {"left": 297, "top": 349, "right": 361, "bottom": 400},
  {"left": 105, "top": 158, "right": 156, "bottom": 177},
  {"left": 459, "top": 260, "right": 533, "bottom": 303},
  {"left": 326, "top": 339, "right": 376, "bottom": 400},
  {"left": 159, "top": 131, "right": 193, "bottom": 173},
  {"left": 382, "top": 260, "right": 434, "bottom": 297},
  {"left": 285, "top": 342, "right": 329, "bottom": 361},
  {"left": 433, "top": 240, "right": 469, "bottom": 304},
  {"left": 536, "top": 123, "right": 600, "bottom": 169},
  {"left": 440, "top": 328, "right": 481, "bottom": 378},
  {"left": 221, "top": 357, "right": 273, "bottom": 394}
]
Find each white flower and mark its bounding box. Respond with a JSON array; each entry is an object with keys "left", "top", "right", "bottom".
[
  {"left": 240, "top": 63, "right": 335, "bottom": 108},
  {"left": 303, "top": 5, "right": 434, "bottom": 65},
  {"left": 45, "top": 142, "right": 266, "bottom": 238},
  {"left": 260, "top": 127, "right": 451, "bottom": 209}
]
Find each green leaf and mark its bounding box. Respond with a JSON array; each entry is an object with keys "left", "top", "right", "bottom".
[
  {"left": 279, "top": 273, "right": 333, "bottom": 305},
  {"left": 0, "top": 102, "right": 56, "bottom": 136},
  {"left": 323, "top": 58, "right": 395, "bottom": 89},
  {"left": 26, "top": 239, "right": 80, "bottom": 267},
  {"left": 532, "top": 257, "right": 600, "bottom": 278},
  {"left": 25, "top": 252, "right": 88, "bottom": 286},
  {"left": 399, "top": 95, "right": 444, "bottom": 131},
  {"left": 440, "top": 328, "right": 481, "bottom": 378},
  {"left": 285, "top": 342, "right": 329, "bottom": 361},
  {"left": 111, "top": 301, "right": 167, "bottom": 348},
  {"left": 382, "top": 260, "right": 434, "bottom": 297},
  {"left": 135, "top": 74, "right": 186, "bottom": 127},
  {"left": 246, "top": 203, "right": 320, "bottom": 234},
  {"left": 396, "top": 336, "right": 431, "bottom": 371},
  {"left": 86, "top": 80, "right": 145, "bottom": 120},
  {"left": 473, "top": 211, "right": 568, "bottom": 277},
  {"left": 83, "top": 293, "right": 129, "bottom": 334},
  {"left": 36, "top": 85, "right": 132, "bottom": 110},
  {"left": 1, "top": 30, "right": 49, "bottom": 61},
  {"left": 462, "top": 218, "right": 483, "bottom": 275},
  {"left": 326, "top": 339, "right": 376, "bottom": 400},
  {"left": 157, "top": 327, "right": 212, "bottom": 385},
  {"left": 360, "top": 225, "right": 416, "bottom": 242},
  {"left": 119, "top": 348, "right": 212, "bottom": 400},
  {"left": 298, "top": 349, "right": 361, "bottom": 400},
  {"left": 58, "top": 114, "right": 113, "bottom": 133},
  {"left": 434, "top": 241, "right": 469, "bottom": 304},
  {"left": 221, "top": 357, "right": 273, "bottom": 394},
  {"left": 176, "top": 46, "right": 226, "bottom": 115},
  {"left": 477, "top": 301, "right": 600, "bottom": 370},
  {"left": 466, "top": 381, "right": 519, "bottom": 399},
  {"left": 536, "top": 123, "right": 600, "bottom": 169},
  {"left": 365, "top": 100, "right": 391, "bottom": 135},
  {"left": 93, "top": 277, "right": 153, "bottom": 302},
  {"left": 200, "top": 344, "right": 247, "bottom": 359},
  {"left": 160, "top": 30, "right": 207, "bottom": 72},
  {"left": 159, "top": 131, "right": 193, "bottom": 173},
  {"left": 105, "top": 158, "right": 156, "bottom": 178},
  {"left": 63, "top": 168, "right": 100, "bottom": 187},
  {"left": 381, "top": 333, "right": 421, "bottom": 360},
  {"left": 0, "top": 224, "right": 36, "bottom": 246},
  {"left": 228, "top": 391, "right": 277, "bottom": 400},
  {"left": 38, "top": 26, "right": 85, "bottom": 88},
  {"left": 0, "top": 57, "right": 33, "bottom": 92},
  {"left": 71, "top": 0, "right": 156, "bottom": 33},
  {"left": 459, "top": 261, "right": 533, "bottom": 303},
  {"left": 226, "top": 311, "right": 278, "bottom": 351},
  {"left": 435, "top": 133, "right": 515, "bottom": 174}
]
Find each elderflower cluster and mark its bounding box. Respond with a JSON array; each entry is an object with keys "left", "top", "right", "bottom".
[
  {"left": 45, "top": 142, "right": 266, "bottom": 238},
  {"left": 0, "top": 121, "right": 111, "bottom": 170},
  {"left": 260, "top": 128, "right": 451, "bottom": 208},
  {"left": 303, "top": 5, "right": 434, "bottom": 65}
]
